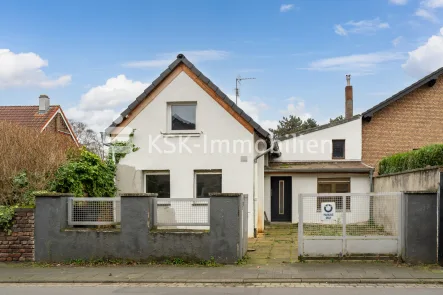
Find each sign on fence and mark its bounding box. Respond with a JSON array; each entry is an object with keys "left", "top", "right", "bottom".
[{"left": 321, "top": 202, "right": 336, "bottom": 222}]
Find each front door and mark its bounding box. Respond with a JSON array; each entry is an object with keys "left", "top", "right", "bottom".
[{"left": 271, "top": 176, "right": 292, "bottom": 222}]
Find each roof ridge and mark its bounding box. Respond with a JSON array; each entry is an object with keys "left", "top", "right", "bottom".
[
  {"left": 363, "top": 66, "right": 443, "bottom": 117},
  {"left": 277, "top": 114, "right": 362, "bottom": 142},
  {"left": 108, "top": 53, "right": 270, "bottom": 139}
]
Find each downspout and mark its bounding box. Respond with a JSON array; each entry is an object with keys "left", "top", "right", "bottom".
[
  {"left": 253, "top": 136, "right": 277, "bottom": 238},
  {"left": 369, "top": 168, "right": 375, "bottom": 224}
]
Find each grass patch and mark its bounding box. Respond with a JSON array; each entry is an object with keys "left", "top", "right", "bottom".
[
  {"left": 32, "top": 257, "right": 222, "bottom": 267},
  {"left": 303, "top": 222, "right": 388, "bottom": 236}
]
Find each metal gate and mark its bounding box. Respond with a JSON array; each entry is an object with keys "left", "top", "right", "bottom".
[{"left": 298, "top": 192, "right": 403, "bottom": 257}]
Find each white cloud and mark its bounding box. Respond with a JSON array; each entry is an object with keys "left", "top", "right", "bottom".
[
  {"left": 389, "top": 0, "right": 408, "bottom": 5},
  {"left": 66, "top": 75, "right": 149, "bottom": 132},
  {"left": 402, "top": 28, "right": 443, "bottom": 78},
  {"left": 392, "top": 36, "right": 403, "bottom": 46},
  {"left": 123, "top": 50, "right": 229, "bottom": 68},
  {"left": 306, "top": 51, "right": 405, "bottom": 74},
  {"left": 280, "top": 98, "right": 311, "bottom": 120},
  {"left": 334, "top": 18, "right": 390, "bottom": 36},
  {"left": 415, "top": 8, "right": 438, "bottom": 22},
  {"left": 280, "top": 4, "right": 295, "bottom": 12},
  {"left": 334, "top": 25, "right": 347, "bottom": 36},
  {"left": 423, "top": 0, "right": 443, "bottom": 9},
  {"left": 0, "top": 49, "right": 71, "bottom": 88}
]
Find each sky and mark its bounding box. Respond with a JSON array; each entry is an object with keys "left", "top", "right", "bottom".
[{"left": 1, "top": 0, "right": 443, "bottom": 132}]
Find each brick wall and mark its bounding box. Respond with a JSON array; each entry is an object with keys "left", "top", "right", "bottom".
[
  {"left": 362, "top": 76, "right": 443, "bottom": 174},
  {"left": 46, "top": 113, "right": 71, "bottom": 134},
  {"left": 0, "top": 209, "right": 34, "bottom": 262}
]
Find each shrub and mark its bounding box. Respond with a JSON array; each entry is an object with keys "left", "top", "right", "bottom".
[
  {"left": 378, "top": 144, "right": 443, "bottom": 175},
  {"left": 49, "top": 148, "right": 117, "bottom": 197},
  {"left": 0, "top": 206, "right": 15, "bottom": 234},
  {"left": 0, "top": 121, "right": 73, "bottom": 206}
]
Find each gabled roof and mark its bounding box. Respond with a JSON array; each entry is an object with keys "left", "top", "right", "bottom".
[
  {"left": 363, "top": 66, "right": 443, "bottom": 118},
  {"left": 277, "top": 114, "right": 361, "bottom": 142},
  {"left": 0, "top": 105, "right": 79, "bottom": 145},
  {"left": 0, "top": 105, "right": 59, "bottom": 130},
  {"left": 108, "top": 54, "right": 270, "bottom": 139}
]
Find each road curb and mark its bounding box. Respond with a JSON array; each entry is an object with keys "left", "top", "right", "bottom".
[{"left": 1, "top": 278, "right": 443, "bottom": 284}]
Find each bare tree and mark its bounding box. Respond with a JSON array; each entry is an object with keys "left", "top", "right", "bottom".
[{"left": 70, "top": 121, "right": 104, "bottom": 159}]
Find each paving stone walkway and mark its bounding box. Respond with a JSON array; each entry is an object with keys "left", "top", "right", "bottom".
[{"left": 248, "top": 223, "right": 298, "bottom": 264}]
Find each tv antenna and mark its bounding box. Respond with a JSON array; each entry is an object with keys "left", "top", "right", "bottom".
[{"left": 235, "top": 76, "right": 256, "bottom": 104}]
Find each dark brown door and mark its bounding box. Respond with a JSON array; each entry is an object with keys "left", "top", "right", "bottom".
[{"left": 271, "top": 176, "right": 292, "bottom": 222}]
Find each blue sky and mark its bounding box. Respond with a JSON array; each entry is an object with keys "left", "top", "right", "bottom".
[{"left": 1, "top": 0, "right": 443, "bottom": 131}]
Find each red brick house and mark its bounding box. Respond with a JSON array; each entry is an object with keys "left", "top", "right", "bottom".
[
  {"left": 0, "top": 94, "right": 79, "bottom": 146},
  {"left": 362, "top": 67, "right": 443, "bottom": 173}
]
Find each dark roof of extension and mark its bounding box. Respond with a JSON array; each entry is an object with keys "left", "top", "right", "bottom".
[
  {"left": 266, "top": 161, "right": 373, "bottom": 173},
  {"left": 362, "top": 66, "right": 443, "bottom": 118},
  {"left": 108, "top": 54, "right": 270, "bottom": 139},
  {"left": 277, "top": 114, "right": 362, "bottom": 142}
]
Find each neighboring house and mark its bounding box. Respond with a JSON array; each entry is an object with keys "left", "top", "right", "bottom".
[
  {"left": 362, "top": 66, "right": 443, "bottom": 174},
  {"left": 107, "top": 54, "right": 273, "bottom": 237},
  {"left": 0, "top": 95, "right": 79, "bottom": 146}
]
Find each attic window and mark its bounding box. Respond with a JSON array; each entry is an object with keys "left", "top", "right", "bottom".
[
  {"left": 332, "top": 140, "right": 345, "bottom": 159},
  {"left": 169, "top": 103, "right": 196, "bottom": 131}
]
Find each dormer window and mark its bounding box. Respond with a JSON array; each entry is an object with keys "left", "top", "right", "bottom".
[
  {"left": 169, "top": 103, "right": 196, "bottom": 131},
  {"left": 332, "top": 139, "right": 345, "bottom": 159}
]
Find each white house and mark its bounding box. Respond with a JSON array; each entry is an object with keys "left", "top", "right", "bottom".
[
  {"left": 107, "top": 54, "right": 372, "bottom": 237},
  {"left": 107, "top": 54, "right": 274, "bottom": 237}
]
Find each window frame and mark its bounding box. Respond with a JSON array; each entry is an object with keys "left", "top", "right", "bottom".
[
  {"left": 332, "top": 139, "right": 346, "bottom": 159},
  {"left": 194, "top": 170, "right": 222, "bottom": 198},
  {"left": 316, "top": 178, "right": 351, "bottom": 212},
  {"left": 144, "top": 171, "right": 171, "bottom": 198},
  {"left": 167, "top": 102, "right": 197, "bottom": 132}
]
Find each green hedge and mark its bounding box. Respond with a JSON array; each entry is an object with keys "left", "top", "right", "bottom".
[{"left": 379, "top": 144, "right": 443, "bottom": 175}]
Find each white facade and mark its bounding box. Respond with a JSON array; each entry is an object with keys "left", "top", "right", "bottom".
[
  {"left": 264, "top": 118, "right": 371, "bottom": 224},
  {"left": 264, "top": 174, "right": 370, "bottom": 223},
  {"left": 275, "top": 118, "right": 362, "bottom": 162},
  {"left": 114, "top": 71, "right": 265, "bottom": 237}
]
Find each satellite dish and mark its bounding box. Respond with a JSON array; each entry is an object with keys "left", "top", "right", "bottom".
[{"left": 113, "top": 115, "right": 123, "bottom": 125}]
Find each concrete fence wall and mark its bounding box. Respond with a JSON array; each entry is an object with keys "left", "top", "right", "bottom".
[
  {"left": 34, "top": 193, "right": 248, "bottom": 264},
  {"left": 374, "top": 166, "right": 442, "bottom": 193},
  {"left": 403, "top": 192, "right": 439, "bottom": 264},
  {"left": 374, "top": 168, "right": 442, "bottom": 265}
]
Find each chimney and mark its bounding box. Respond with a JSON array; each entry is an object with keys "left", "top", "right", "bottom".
[
  {"left": 39, "top": 94, "right": 50, "bottom": 114},
  {"left": 345, "top": 75, "right": 353, "bottom": 119}
]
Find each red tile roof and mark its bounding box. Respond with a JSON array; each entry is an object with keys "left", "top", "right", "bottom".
[{"left": 0, "top": 105, "right": 59, "bottom": 130}]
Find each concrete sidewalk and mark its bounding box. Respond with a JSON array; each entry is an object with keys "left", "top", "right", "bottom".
[{"left": 0, "top": 262, "right": 443, "bottom": 284}]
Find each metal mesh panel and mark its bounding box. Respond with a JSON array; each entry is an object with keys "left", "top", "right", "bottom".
[
  {"left": 68, "top": 197, "right": 121, "bottom": 226},
  {"left": 154, "top": 198, "right": 210, "bottom": 226},
  {"left": 300, "top": 193, "right": 401, "bottom": 237}
]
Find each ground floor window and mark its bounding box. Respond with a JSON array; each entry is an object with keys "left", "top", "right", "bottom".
[
  {"left": 195, "top": 171, "right": 222, "bottom": 198},
  {"left": 317, "top": 178, "right": 351, "bottom": 212},
  {"left": 145, "top": 171, "right": 170, "bottom": 198}
]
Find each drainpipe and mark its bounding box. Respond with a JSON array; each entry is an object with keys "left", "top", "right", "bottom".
[
  {"left": 253, "top": 136, "right": 277, "bottom": 238},
  {"left": 369, "top": 168, "right": 375, "bottom": 223}
]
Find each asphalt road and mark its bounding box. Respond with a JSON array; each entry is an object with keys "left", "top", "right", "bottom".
[{"left": 1, "top": 284, "right": 443, "bottom": 295}]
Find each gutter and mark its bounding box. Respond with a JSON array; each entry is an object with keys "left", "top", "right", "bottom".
[{"left": 264, "top": 168, "right": 372, "bottom": 173}]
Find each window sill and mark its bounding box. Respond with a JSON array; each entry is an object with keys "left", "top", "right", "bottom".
[{"left": 161, "top": 131, "right": 202, "bottom": 137}]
